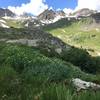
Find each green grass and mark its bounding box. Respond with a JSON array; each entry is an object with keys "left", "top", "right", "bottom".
[
  {"left": 1, "top": 27, "right": 100, "bottom": 74},
  {"left": 0, "top": 43, "right": 100, "bottom": 99},
  {"left": 0, "top": 43, "right": 91, "bottom": 80},
  {"left": 40, "top": 84, "right": 100, "bottom": 100},
  {"left": 4, "top": 19, "right": 24, "bottom": 28},
  {"left": 43, "top": 18, "right": 100, "bottom": 56}
]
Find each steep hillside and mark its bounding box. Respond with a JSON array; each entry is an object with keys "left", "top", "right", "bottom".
[
  {"left": 91, "top": 12, "right": 100, "bottom": 23},
  {"left": 0, "top": 8, "right": 15, "bottom": 17},
  {"left": 0, "top": 27, "right": 100, "bottom": 74},
  {"left": 0, "top": 43, "right": 99, "bottom": 100},
  {"left": 38, "top": 9, "right": 56, "bottom": 20},
  {"left": 37, "top": 9, "right": 66, "bottom": 24},
  {"left": 43, "top": 14, "right": 100, "bottom": 56},
  {"left": 38, "top": 9, "right": 65, "bottom": 20},
  {"left": 72, "top": 8, "right": 96, "bottom": 17}
]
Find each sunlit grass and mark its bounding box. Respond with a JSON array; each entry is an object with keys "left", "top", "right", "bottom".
[{"left": 44, "top": 19, "right": 100, "bottom": 56}]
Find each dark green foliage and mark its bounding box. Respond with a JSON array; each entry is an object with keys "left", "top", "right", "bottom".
[
  {"left": 0, "top": 43, "right": 85, "bottom": 81},
  {"left": 0, "top": 43, "right": 100, "bottom": 100},
  {"left": 42, "top": 18, "right": 76, "bottom": 31},
  {"left": 34, "top": 41, "right": 100, "bottom": 74},
  {"left": 61, "top": 47, "right": 97, "bottom": 73},
  {"left": 93, "top": 57, "right": 100, "bottom": 73},
  {"left": 0, "top": 66, "right": 21, "bottom": 100},
  {"left": 37, "top": 42, "right": 100, "bottom": 74}
]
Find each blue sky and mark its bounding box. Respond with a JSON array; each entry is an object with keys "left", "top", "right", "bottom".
[
  {"left": 0, "top": 0, "right": 28, "bottom": 7},
  {"left": 0, "top": 0, "right": 77, "bottom": 10},
  {"left": 0, "top": 0, "right": 30, "bottom": 7},
  {"left": 45, "top": 0, "right": 77, "bottom": 10},
  {"left": 0, "top": 0, "right": 100, "bottom": 15}
]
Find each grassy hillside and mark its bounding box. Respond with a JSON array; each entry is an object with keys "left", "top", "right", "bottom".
[
  {"left": 0, "top": 43, "right": 92, "bottom": 80},
  {"left": 0, "top": 43, "right": 98, "bottom": 100},
  {"left": 43, "top": 18, "right": 100, "bottom": 56},
  {"left": 0, "top": 18, "right": 24, "bottom": 28},
  {"left": 0, "top": 43, "right": 100, "bottom": 100},
  {"left": 0, "top": 27, "right": 100, "bottom": 74}
]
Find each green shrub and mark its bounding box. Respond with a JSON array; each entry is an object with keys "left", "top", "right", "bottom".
[
  {"left": 61, "top": 47, "right": 97, "bottom": 73},
  {"left": 0, "top": 44, "right": 85, "bottom": 81},
  {"left": 0, "top": 66, "right": 21, "bottom": 99},
  {"left": 0, "top": 43, "right": 100, "bottom": 100}
]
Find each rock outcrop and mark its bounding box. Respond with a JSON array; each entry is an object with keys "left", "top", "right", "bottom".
[
  {"left": 72, "top": 78, "right": 100, "bottom": 92},
  {"left": 72, "top": 8, "right": 96, "bottom": 17},
  {"left": 38, "top": 9, "right": 56, "bottom": 20},
  {"left": 0, "top": 8, "right": 15, "bottom": 17},
  {"left": 91, "top": 12, "right": 100, "bottom": 23},
  {"left": 0, "top": 27, "right": 71, "bottom": 54}
]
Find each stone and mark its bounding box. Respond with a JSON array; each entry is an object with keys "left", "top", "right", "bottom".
[{"left": 72, "top": 78, "right": 100, "bottom": 92}]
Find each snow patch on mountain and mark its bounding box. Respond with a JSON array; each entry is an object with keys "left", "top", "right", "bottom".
[{"left": 0, "top": 19, "right": 9, "bottom": 28}]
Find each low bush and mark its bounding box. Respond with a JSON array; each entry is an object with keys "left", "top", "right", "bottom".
[
  {"left": 0, "top": 44, "right": 86, "bottom": 82},
  {"left": 61, "top": 47, "right": 97, "bottom": 73}
]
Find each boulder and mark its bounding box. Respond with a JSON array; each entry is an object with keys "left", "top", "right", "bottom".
[{"left": 72, "top": 78, "right": 100, "bottom": 92}]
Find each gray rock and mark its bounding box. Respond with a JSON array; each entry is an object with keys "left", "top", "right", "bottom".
[
  {"left": 72, "top": 78, "right": 100, "bottom": 92},
  {"left": 55, "top": 48, "right": 62, "bottom": 54},
  {"left": 6, "top": 39, "right": 39, "bottom": 47}
]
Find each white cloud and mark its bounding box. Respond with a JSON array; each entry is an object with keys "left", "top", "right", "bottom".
[
  {"left": 76, "top": 0, "right": 100, "bottom": 11},
  {"left": 49, "top": 6, "right": 54, "bottom": 10},
  {"left": 63, "top": 8, "right": 73, "bottom": 14},
  {"left": 8, "top": 0, "right": 48, "bottom": 15},
  {"left": 8, "top": 0, "right": 100, "bottom": 16}
]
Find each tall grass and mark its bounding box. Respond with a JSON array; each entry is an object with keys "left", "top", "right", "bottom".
[
  {"left": 0, "top": 43, "right": 100, "bottom": 100},
  {"left": 39, "top": 83, "right": 100, "bottom": 100}
]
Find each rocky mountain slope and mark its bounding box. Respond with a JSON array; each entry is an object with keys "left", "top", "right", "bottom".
[
  {"left": 0, "top": 8, "right": 100, "bottom": 29},
  {"left": 38, "top": 9, "right": 56, "bottom": 20},
  {"left": 0, "top": 8, "right": 15, "bottom": 17},
  {"left": 72, "top": 8, "right": 97, "bottom": 17},
  {"left": 38, "top": 9, "right": 65, "bottom": 20},
  {"left": 91, "top": 12, "right": 100, "bottom": 23},
  {"left": 0, "top": 27, "right": 71, "bottom": 54}
]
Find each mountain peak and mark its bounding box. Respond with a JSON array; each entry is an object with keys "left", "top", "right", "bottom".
[
  {"left": 72, "top": 8, "right": 97, "bottom": 17},
  {"left": 0, "top": 8, "right": 15, "bottom": 17},
  {"left": 38, "top": 9, "right": 65, "bottom": 20},
  {"left": 38, "top": 9, "right": 56, "bottom": 20}
]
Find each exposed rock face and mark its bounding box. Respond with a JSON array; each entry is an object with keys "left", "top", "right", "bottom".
[
  {"left": 38, "top": 9, "right": 65, "bottom": 21},
  {"left": 91, "top": 12, "right": 100, "bottom": 23},
  {"left": 72, "top": 8, "right": 96, "bottom": 17},
  {"left": 72, "top": 78, "right": 100, "bottom": 92},
  {"left": 38, "top": 9, "right": 56, "bottom": 20},
  {"left": 55, "top": 48, "right": 62, "bottom": 54},
  {"left": 0, "top": 27, "right": 71, "bottom": 54},
  {"left": 56, "top": 11, "right": 65, "bottom": 16},
  {"left": 7, "top": 39, "right": 39, "bottom": 47},
  {"left": 0, "top": 8, "right": 15, "bottom": 17},
  {"left": 23, "top": 10, "right": 65, "bottom": 27}
]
